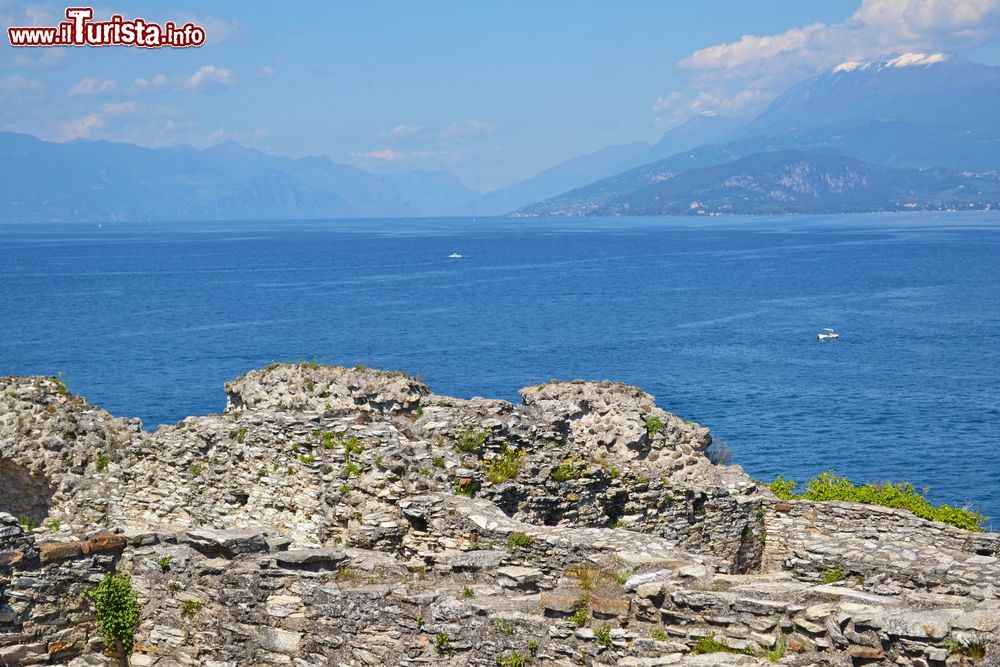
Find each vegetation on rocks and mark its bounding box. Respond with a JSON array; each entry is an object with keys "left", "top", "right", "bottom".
[
  {"left": 768, "top": 471, "right": 986, "bottom": 531},
  {"left": 89, "top": 573, "right": 139, "bottom": 655}
]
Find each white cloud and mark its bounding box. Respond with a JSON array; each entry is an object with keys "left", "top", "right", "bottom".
[
  {"left": 656, "top": 0, "right": 1000, "bottom": 126},
  {"left": 59, "top": 102, "right": 189, "bottom": 143},
  {"left": 353, "top": 149, "right": 405, "bottom": 162},
  {"left": 208, "top": 127, "right": 269, "bottom": 145},
  {"left": 0, "top": 74, "right": 44, "bottom": 98},
  {"left": 440, "top": 119, "right": 495, "bottom": 139},
  {"left": 378, "top": 120, "right": 496, "bottom": 144},
  {"left": 61, "top": 113, "right": 104, "bottom": 139},
  {"left": 255, "top": 65, "right": 278, "bottom": 80},
  {"left": 183, "top": 65, "right": 236, "bottom": 93},
  {"left": 130, "top": 74, "right": 169, "bottom": 95},
  {"left": 68, "top": 77, "right": 118, "bottom": 97}
]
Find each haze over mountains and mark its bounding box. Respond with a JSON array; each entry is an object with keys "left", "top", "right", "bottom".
[{"left": 3, "top": 52, "right": 1000, "bottom": 222}]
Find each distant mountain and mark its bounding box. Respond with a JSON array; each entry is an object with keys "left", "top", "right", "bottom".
[
  {"left": 734, "top": 53, "right": 1000, "bottom": 171},
  {"left": 463, "top": 114, "right": 747, "bottom": 215},
  {"left": 0, "top": 132, "right": 478, "bottom": 222},
  {"left": 382, "top": 170, "right": 480, "bottom": 216},
  {"left": 570, "top": 150, "right": 1000, "bottom": 216},
  {"left": 458, "top": 142, "right": 650, "bottom": 215},
  {"left": 632, "top": 112, "right": 747, "bottom": 165},
  {"left": 515, "top": 144, "right": 741, "bottom": 216},
  {"left": 517, "top": 53, "right": 1000, "bottom": 217}
]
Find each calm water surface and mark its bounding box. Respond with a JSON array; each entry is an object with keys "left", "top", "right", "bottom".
[{"left": 1, "top": 213, "right": 998, "bottom": 523}]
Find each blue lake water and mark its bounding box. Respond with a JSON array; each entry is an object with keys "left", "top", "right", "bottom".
[{"left": 1, "top": 214, "right": 998, "bottom": 525}]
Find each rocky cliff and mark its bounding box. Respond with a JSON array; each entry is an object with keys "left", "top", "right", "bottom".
[{"left": 0, "top": 364, "right": 997, "bottom": 666}]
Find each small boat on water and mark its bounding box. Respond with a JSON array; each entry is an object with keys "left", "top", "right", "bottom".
[
  {"left": 817, "top": 327, "right": 839, "bottom": 341},
  {"left": 449, "top": 252, "right": 463, "bottom": 259}
]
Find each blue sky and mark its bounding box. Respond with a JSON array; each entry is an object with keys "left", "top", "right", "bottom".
[{"left": 3, "top": 0, "right": 1000, "bottom": 190}]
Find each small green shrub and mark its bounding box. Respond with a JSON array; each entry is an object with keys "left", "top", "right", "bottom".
[
  {"left": 508, "top": 532, "right": 533, "bottom": 549},
  {"left": 462, "top": 585, "right": 475, "bottom": 598},
  {"left": 650, "top": 626, "right": 668, "bottom": 642},
  {"left": 51, "top": 375, "right": 68, "bottom": 395},
  {"left": 344, "top": 436, "right": 363, "bottom": 455},
  {"left": 158, "top": 555, "right": 173, "bottom": 573},
  {"left": 96, "top": 454, "right": 110, "bottom": 471},
  {"left": 766, "top": 471, "right": 985, "bottom": 531},
  {"left": 49, "top": 519, "right": 61, "bottom": 532},
  {"left": 179, "top": 599, "right": 203, "bottom": 618},
  {"left": 494, "top": 616, "right": 516, "bottom": 636},
  {"left": 89, "top": 573, "right": 139, "bottom": 654},
  {"left": 456, "top": 425, "right": 488, "bottom": 452},
  {"left": 764, "top": 630, "right": 786, "bottom": 662},
  {"left": 943, "top": 635, "right": 987, "bottom": 659},
  {"left": 413, "top": 406, "right": 424, "bottom": 417},
  {"left": 595, "top": 624, "right": 612, "bottom": 646},
  {"left": 18, "top": 517, "right": 36, "bottom": 531},
  {"left": 484, "top": 447, "right": 524, "bottom": 484},
  {"left": 344, "top": 461, "right": 360, "bottom": 477},
  {"left": 338, "top": 483, "right": 350, "bottom": 495},
  {"left": 321, "top": 432, "right": 336, "bottom": 449},
  {"left": 300, "top": 454, "right": 315, "bottom": 465},
  {"left": 645, "top": 416, "right": 664, "bottom": 437},
  {"left": 374, "top": 455, "right": 384, "bottom": 470},
  {"left": 552, "top": 455, "right": 586, "bottom": 482},
  {"left": 454, "top": 478, "right": 479, "bottom": 497},
  {"left": 233, "top": 426, "right": 247, "bottom": 442},
  {"left": 190, "top": 463, "right": 204, "bottom": 477},
  {"left": 526, "top": 639, "right": 538, "bottom": 654},
  {"left": 433, "top": 455, "right": 445, "bottom": 469},
  {"left": 693, "top": 635, "right": 732, "bottom": 654},
  {"left": 571, "top": 601, "right": 589, "bottom": 627},
  {"left": 496, "top": 650, "right": 527, "bottom": 667},
  {"left": 820, "top": 567, "right": 844, "bottom": 584},
  {"left": 434, "top": 632, "right": 451, "bottom": 652}
]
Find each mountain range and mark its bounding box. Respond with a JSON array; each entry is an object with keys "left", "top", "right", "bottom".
[
  {"left": 4, "top": 52, "right": 1000, "bottom": 222},
  {"left": 518, "top": 53, "right": 1000, "bottom": 217}
]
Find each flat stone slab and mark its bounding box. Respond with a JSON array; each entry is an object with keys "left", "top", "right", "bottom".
[
  {"left": 274, "top": 548, "right": 347, "bottom": 567},
  {"left": 184, "top": 529, "right": 269, "bottom": 558}
]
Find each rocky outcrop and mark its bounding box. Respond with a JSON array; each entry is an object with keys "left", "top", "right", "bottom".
[{"left": 0, "top": 364, "right": 997, "bottom": 666}]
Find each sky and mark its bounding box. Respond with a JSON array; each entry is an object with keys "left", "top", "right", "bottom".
[{"left": 3, "top": 0, "right": 1000, "bottom": 191}]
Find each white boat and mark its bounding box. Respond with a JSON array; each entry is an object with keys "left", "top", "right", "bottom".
[
  {"left": 448, "top": 252, "right": 463, "bottom": 259},
  {"left": 817, "top": 328, "right": 839, "bottom": 340}
]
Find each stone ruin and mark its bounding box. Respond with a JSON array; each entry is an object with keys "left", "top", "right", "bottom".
[{"left": 0, "top": 364, "right": 997, "bottom": 666}]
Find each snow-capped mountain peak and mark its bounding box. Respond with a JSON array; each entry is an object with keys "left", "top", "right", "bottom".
[{"left": 832, "top": 52, "right": 950, "bottom": 74}]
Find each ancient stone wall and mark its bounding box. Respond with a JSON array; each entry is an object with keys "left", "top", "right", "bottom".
[{"left": 0, "top": 365, "right": 996, "bottom": 666}]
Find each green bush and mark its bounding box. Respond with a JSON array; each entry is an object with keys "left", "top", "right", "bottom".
[
  {"left": 96, "top": 454, "right": 110, "bottom": 471},
  {"left": 595, "top": 624, "right": 612, "bottom": 646},
  {"left": 767, "top": 471, "right": 985, "bottom": 531},
  {"left": 484, "top": 447, "right": 524, "bottom": 484},
  {"left": 820, "top": 566, "right": 844, "bottom": 584},
  {"left": 645, "top": 416, "right": 664, "bottom": 437},
  {"left": 496, "top": 649, "right": 528, "bottom": 666},
  {"left": 89, "top": 573, "right": 139, "bottom": 654},
  {"left": 552, "top": 455, "right": 586, "bottom": 482},
  {"left": 179, "top": 599, "right": 203, "bottom": 618},
  {"left": 344, "top": 436, "right": 364, "bottom": 455},
  {"left": 507, "top": 532, "right": 533, "bottom": 549},
  {"left": 494, "top": 616, "right": 516, "bottom": 636},
  {"left": 434, "top": 632, "right": 451, "bottom": 652},
  {"left": 571, "top": 601, "right": 589, "bottom": 627},
  {"left": 456, "top": 425, "right": 488, "bottom": 452}
]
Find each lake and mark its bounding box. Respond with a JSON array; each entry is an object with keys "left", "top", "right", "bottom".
[{"left": 1, "top": 213, "right": 998, "bottom": 524}]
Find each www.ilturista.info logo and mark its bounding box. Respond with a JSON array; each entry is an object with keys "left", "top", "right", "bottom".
[{"left": 7, "top": 7, "right": 205, "bottom": 48}]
